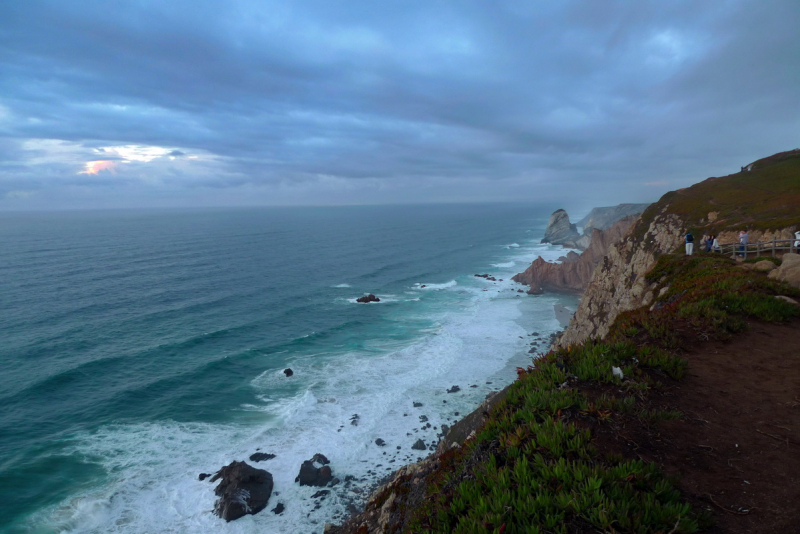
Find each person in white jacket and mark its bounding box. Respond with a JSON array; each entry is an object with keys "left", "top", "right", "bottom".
[{"left": 794, "top": 230, "right": 800, "bottom": 253}]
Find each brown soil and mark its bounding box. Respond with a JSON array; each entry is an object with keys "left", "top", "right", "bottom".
[{"left": 590, "top": 318, "right": 800, "bottom": 533}]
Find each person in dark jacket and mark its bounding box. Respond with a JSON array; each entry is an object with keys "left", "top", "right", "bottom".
[{"left": 685, "top": 232, "right": 694, "bottom": 255}]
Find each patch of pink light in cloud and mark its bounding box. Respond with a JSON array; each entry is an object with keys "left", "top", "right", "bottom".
[{"left": 80, "top": 160, "right": 116, "bottom": 175}]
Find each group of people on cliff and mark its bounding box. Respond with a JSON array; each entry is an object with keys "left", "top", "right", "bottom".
[
  {"left": 684, "top": 232, "right": 722, "bottom": 255},
  {"left": 684, "top": 230, "right": 800, "bottom": 256}
]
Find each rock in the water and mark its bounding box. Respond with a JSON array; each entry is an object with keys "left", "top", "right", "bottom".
[
  {"left": 356, "top": 294, "right": 380, "bottom": 303},
  {"left": 210, "top": 461, "right": 273, "bottom": 522},
  {"left": 199, "top": 473, "right": 211, "bottom": 481},
  {"left": 283, "top": 368, "right": 293, "bottom": 377},
  {"left": 446, "top": 385, "right": 460, "bottom": 393},
  {"left": 411, "top": 439, "right": 426, "bottom": 450},
  {"left": 295, "top": 455, "right": 334, "bottom": 487},
  {"left": 271, "top": 502, "right": 285, "bottom": 515},
  {"left": 413, "top": 401, "right": 423, "bottom": 407},
  {"left": 312, "top": 453, "right": 330, "bottom": 465},
  {"left": 375, "top": 438, "right": 386, "bottom": 447},
  {"left": 249, "top": 452, "right": 276, "bottom": 462},
  {"left": 541, "top": 209, "right": 581, "bottom": 247}
]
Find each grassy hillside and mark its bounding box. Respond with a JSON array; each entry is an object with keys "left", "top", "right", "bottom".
[{"left": 637, "top": 149, "right": 800, "bottom": 235}]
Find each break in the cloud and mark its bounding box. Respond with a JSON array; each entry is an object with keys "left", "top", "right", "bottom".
[{"left": 0, "top": 0, "right": 798, "bottom": 210}]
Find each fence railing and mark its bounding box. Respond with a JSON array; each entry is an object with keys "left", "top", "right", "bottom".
[{"left": 700, "top": 238, "right": 800, "bottom": 258}]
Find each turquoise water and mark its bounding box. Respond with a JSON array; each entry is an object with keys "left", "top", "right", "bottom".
[{"left": 0, "top": 204, "right": 577, "bottom": 533}]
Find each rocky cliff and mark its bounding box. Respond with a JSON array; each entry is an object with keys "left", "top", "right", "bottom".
[
  {"left": 576, "top": 203, "right": 650, "bottom": 233},
  {"left": 557, "top": 150, "right": 800, "bottom": 348},
  {"left": 512, "top": 215, "right": 638, "bottom": 294}
]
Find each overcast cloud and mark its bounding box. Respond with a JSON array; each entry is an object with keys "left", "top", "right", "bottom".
[{"left": 1, "top": 0, "right": 798, "bottom": 210}]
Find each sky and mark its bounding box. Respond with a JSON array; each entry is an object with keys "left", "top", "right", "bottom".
[{"left": 1, "top": 0, "right": 799, "bottom": 211}]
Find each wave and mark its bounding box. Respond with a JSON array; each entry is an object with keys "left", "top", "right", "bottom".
[
  {"left": 490, "top": 261, "right": 516, "bottom": 268},
  {"left": 412, "top": 280, "right": 457, "bottom": 290},
  {"left": 503, "top": 243, "right": 520, "bottom": 249},
  {"left": 332, "top": 283, "right": 351, "bottom": 288}
]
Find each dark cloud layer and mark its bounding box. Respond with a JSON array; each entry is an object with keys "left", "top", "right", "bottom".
[{"left": 0, "top": 0, "right": 798, "bottom": 209}]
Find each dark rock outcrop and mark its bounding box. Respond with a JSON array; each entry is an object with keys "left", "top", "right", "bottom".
[
  {"left": 283, "top": 368, "right": 294, "bottom": 377},
  {"left": 296, "top": 455, "right": 334, "bottom": 487},
  {"left": 249, "top": 452, "right": 276, "bottom": 462},
  {"left": 541, "top": 209, "right": 582, "bottom": 248},
  {"left": 513, "top": 215, "right": 638, "bottom": 294},
  {"left": 411, "top": 439, "right": 426, "bottom": 450},
  {"left": 356, "top": 294, "right": 380, "bottom": 303},
  {"left": 210, "top": 461, "right": 273, "bottom": 522}
]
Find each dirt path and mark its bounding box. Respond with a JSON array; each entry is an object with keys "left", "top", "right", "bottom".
[{"left": 597, "top": 319, "right": 800, "bottom": 533}]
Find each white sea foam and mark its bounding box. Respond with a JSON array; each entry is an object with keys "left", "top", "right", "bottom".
[
  {"left": 332, "top": 284, "right": 351, "bottom": 288},
  {"left": 31, "top": 235, "right": 577, "bottom": 534},
  {"left": 411, "top": 280, "right": 457, "bottom": 290},
  {"left": 503, "top": 243, "right": 520, "bottom": 248}
]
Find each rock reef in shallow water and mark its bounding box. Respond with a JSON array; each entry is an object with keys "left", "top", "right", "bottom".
[{"left": 210, "top": 461, "right": 273, "bottom": 522}]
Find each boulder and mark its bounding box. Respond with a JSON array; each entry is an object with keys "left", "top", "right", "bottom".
[
  {"left": 295, "top": 455, "right": 334, "bottom": 487},
  {"left": 411, "top": 439, "right": 426, "bottom": 450},
  {"left": 283, "top": 368, "right": 294, "bottom": 377},
  {"left": 356, "top": 294, "right": 380, "bottom": 303},
  {"left": 249, "top": 452, "right": 276, "bottom": 462},
  {"left": 768, "top": 253, "right": 800, "bottom": 288},
  {"left": 210, "top": 461, "right": 273, "bottom": 521},
  {"left": 752, "top": 260, "right": 777, "bottom": 272},
  {"left": 541, "top": 209, "right": 581, "bottom": 247}
]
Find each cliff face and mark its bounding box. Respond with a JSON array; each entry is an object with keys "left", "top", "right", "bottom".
[
  {"left": 557, "top": 209, "right": 685, "bottom": 346},
  {"left": 513, "top": 215, "right": 637, "bottom": 294},
  {"left": 576, "top": 203, "right": 650, "bottom": 233}
]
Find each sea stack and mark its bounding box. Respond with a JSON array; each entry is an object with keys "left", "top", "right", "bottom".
[{"left": 541, "top": 209, "right": 582, "bottom": 248}]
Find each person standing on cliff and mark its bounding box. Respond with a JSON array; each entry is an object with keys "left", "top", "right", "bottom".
[
  {"left": 712, "top": 235, "right": 721, "bottom": 253},
  {"left": 739, "top": 230, "right": 749, "bottom": 257},
  {"left": 685, "top": 231, "right": 694, "bottom": 256},
  {"left": 705, "top": 234, "right": 714, "bottom": 253}
]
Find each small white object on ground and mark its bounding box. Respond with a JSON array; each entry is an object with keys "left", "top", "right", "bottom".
[{"left": 612, "top": 366, "right": 624, "bottom": 380}]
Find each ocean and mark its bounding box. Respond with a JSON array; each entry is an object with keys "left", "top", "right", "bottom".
[{"left": 0, "top": 204, "right": 578, "bottom": 534}]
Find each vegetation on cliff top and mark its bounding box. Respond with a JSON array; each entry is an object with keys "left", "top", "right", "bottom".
[
  {"left": 633, "top": 149, "right": 800, "bottom": 242},
  {"left": 389, "top": 254, "right": 800, "bottom": 533}
]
